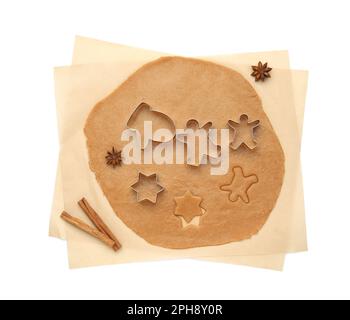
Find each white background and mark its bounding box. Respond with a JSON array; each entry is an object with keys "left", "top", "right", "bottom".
[{"left": 0, "top": 0, "right": 349, "bottom": 300}]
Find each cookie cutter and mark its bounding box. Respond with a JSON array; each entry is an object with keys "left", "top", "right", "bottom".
[
  {"left": 126, "top": 102, "right": 176, "bottom": 149},
  {"left": 176, "top": 119, "right": 221, "bottom": 166},
  {"left": 131, "top": 172, "right": 165, "bottom": 204},
  {"left": 227, "top": 114, "right": 260, "bottom": 150}
]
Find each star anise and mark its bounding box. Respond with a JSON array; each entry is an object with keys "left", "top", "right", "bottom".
[
  {"left": 251, "top": 61, "right": 272, "bottom": 82},
  {"left": 105, "top": 147, "right": 122, "bottom": 168}
]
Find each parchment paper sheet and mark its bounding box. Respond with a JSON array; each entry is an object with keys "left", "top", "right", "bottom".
[{"left": 50, "top": 37, "right": 307, "bottom": 269}]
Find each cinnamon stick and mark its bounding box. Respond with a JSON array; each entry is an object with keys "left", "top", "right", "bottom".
[
  {"left": 78, "top": 198, "right": 121, "bottom": 250},
  {"left": 60, "top": 211, "right": 116, "bottom": 250}
]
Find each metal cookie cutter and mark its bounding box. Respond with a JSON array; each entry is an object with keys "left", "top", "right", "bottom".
[
  {"left": 227, "top": 114, "right": 260, "bottom": 150},
  {"left": 176, "top": 119, "right": 221, "bottom": 167},
  {"left": 131, "top": 172, "right": 165, "bottom": 204},
  {"left": 126, "top": 102, "right": 176, "bottom": 150}
]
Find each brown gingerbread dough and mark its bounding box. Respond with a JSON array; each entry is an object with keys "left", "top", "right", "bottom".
[{"left": 84, "top": 57, "right": 285, "bottom": 249}]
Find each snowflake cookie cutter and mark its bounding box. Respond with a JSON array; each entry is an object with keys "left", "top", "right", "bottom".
[{"left": 131, "top": 172, "right": 165, "bottom": 204}]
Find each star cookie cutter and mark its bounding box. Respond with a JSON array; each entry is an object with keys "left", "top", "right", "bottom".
[
  {"left": 126, "top": 102, "right": 176, "bottom": 149},
  {"left": 227, "top": 114, "right": 260, "bottom": 150},
  {"left": 131, "top": 172, "right": 165, "bottom": 204}
]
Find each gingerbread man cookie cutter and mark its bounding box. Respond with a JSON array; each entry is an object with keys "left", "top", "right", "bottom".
[{"left": 227, "top": 114, "right": 260, "bottom": 150}]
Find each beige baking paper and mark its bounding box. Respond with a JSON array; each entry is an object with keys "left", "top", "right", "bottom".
[
  {"left": 49, "top": 37, "right": 306, "bottom": 268},
  {"left": 50, "top": 60, "right": 286, "bottom": 270},
  {"left": 70, "top": 39, "right": 296, "bottom": 270},
  {"left": 55, "top": 64, "right": 305, "bottom": 262}
]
